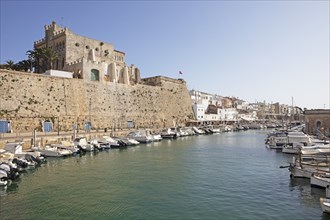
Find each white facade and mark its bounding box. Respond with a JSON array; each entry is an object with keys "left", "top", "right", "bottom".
[
  {"left": 218, "top": 108, "right": 238, "bottom": 121},
  {"left": 192, "top": 103, "right": 206, "bottom": 120}
]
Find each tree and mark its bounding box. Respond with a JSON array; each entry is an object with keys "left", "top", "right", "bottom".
[
  {"left": 42, "top": 47, "right": 57, "bottom": 70},
  {"left": 26, "top": 47, "right": 58, "bottom": 73},
  {"left": 5, "top": 60, "right": 15, "bottom": 70},
  {"left": 15, "top": 60, "right": 32, "bottom": 72}
]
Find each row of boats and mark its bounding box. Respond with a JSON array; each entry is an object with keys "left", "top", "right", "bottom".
[
  {"left": 265, "top": 127, "right": 330, "bottom": 214},
  {"left": 0, "top": 126, "right": 232, "bottom": 187}
]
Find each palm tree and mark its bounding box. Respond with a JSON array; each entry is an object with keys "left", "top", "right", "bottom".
[
  {"left": 42, "top": 47, "right": 57, "bottom": 70},
  {"left": 26, "top": 48, "right": 42, "bottom": 73},
  {"left": 5, "top": 60, "right": 15, "bottom": 70},
  {"left": 26, "top": 47, "right": 57, "bottom": 73}
]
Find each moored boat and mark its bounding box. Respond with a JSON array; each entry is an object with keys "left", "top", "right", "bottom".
[
  {"left": 311, "top": 172, "right": 330, "bottom": 188},
  {"left": 320, "top": 197, "right": 330, "bottom": 213}
]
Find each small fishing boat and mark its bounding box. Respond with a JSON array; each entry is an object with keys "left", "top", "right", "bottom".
[
  {"left": 289, "top": 154, "right": 330, "bottom": 178},
  {"left": 311, "top": 172, "right": 330, "bottom": 188}
]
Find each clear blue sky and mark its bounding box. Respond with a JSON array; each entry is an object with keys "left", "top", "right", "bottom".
[{"left": 1, "top": 1, "right": 329, "bottom": 109}]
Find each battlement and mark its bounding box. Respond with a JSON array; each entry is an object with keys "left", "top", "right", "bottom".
[
  {"left": 53, "top": 28, "right": 67, "bottom": 37},
  {"left": 66, "top": 58, "right": 83, "bottom": 66},
  {"left": 142, "top": 76, "right": 186, "bottom": 87},
  {"left": 34, "top": 38, "right": 46, "bottom": 45},
  {"left": 45, "top": 21, "right": 57, "bottom": 30}
]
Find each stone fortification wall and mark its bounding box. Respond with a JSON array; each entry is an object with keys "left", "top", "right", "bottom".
[{"left": 0, "top": 70, "right": 195, "bottom": 133}]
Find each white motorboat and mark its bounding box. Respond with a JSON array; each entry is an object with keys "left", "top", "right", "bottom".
[
  {"left": 311, "top": 172, "right": 330, "bottom": 188},
  {"left": 208, "top": 125, "right": 221, "bottom": 133},
  {"left": 32, "top": 145, "right": 72, "bottom": 157},
  {"left": 282, "top": 143, "right": 304, "bottom": 154},
  {"left": 182, "top": 127, "right": 196, "bottom": 136},
  {"left": 94, "top": 138, "right": 111, "bottom": 149},
  {"left": 73, "top": 137, "right": 94, "bottom": 152},
  {"left": 192, "top": 127, "right": 205, "bottom": 135},
  {"left": 320, "top": 198, "right": 330, "bottom": 213},
  {"left": 122, "top": 137, "right": 140, "bottom": 145},
  {"left": 224, "top": 126, "right": 232, "bottom": 132},
  {"left": 152, "top": 134, "right": 162, "bottom": 142},
  {"left": 102, "top": 136, "right": 122, "bottom": 148},
  {"left": 160, "top": 128, "right": 177, "bottom": 139},
  {"left": 300, "top": 144, "right": 330, "bottom": 155},
  {"left": 60, "top": 141, "right": 80, "bottom": 154},
  {"left": 127, "top": 130, "right": 153, "bottom": 143},
  {"left": 4, "top": 142, "right": 43, "bottom": 158},
  {"left": 0, "top": 169, "right": 8, "bottom": 186}
]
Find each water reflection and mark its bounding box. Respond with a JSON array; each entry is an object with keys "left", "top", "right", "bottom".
[{"left": 290, "top": 178, "right": 325, "bottom": 209}]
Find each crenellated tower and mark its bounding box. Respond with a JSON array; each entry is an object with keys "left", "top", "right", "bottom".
[{"left": 33, "top": 21, "right": 141, "bottom": 85}]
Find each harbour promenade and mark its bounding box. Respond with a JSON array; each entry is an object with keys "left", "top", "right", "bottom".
[{"left": 0, "top": 128, "right": 134, "bottom": 149}]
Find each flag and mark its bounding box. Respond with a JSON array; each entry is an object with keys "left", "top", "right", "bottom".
[{"left": 179, "top": 71, "right": 183, "bottom": 74}]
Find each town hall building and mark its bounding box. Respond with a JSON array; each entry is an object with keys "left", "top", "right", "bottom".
[{"left": 34, "top": 21, "right": 141, "bottom": 85}]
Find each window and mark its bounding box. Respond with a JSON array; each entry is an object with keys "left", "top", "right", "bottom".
[
  {"left": 43, "top": 120, "right": 53, "bottom": 132},
  {"left": 316, "top": 121, "right": 322, "bottom": 128},
  {"left": 0, "top": 120, "right": 10, "bottom": 133},
  {"left": 91, "top": 69, "right": 100, "bottom": 81}
]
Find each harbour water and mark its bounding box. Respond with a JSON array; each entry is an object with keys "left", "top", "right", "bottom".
[{"left": 1, "top": 130, "right": 329, "bottom": 219}]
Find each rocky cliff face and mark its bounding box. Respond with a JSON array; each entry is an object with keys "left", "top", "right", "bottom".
[{"left": 0, "top": 70, "right": 195, "bottom": 132}]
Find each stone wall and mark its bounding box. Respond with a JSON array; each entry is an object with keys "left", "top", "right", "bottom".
[
  {"left": 0, "top": 70, "right": 195, "bottom": 133},
  {"left": 304, "top": 109, "right": 330, "bottom": 137}
]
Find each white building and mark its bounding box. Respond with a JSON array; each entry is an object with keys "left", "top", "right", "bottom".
[{"left": 191, "top": 90, "right": 241, "bottom": 123}]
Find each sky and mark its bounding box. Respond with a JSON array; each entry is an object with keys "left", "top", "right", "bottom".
[{"left": 0, "top": 0, "right": 329, "bottom": 109}]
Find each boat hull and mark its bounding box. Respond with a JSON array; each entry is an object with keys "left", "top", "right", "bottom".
[
  {"left": 310, "top": 173, "right": 330, "bottom": 188},
  {"left": 320, "top": 198, "right": 330, "bottom": 213}
]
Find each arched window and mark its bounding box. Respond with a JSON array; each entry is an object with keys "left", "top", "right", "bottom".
[
  {"left": 91, "top": 69, "right": 99, "bottom": 81},
  {"left": 316, "top": 121, "right": 322, "bottom": 128}
]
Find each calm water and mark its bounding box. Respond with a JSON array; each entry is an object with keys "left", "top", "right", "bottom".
[{"left": 1, "top": 130, "right": 329, "bottom": 220}]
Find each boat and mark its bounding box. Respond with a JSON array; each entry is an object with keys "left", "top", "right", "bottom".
[
  {"left": 289, "top": 154, "right": 330, "bottom": 178},
  {"left": 102, "top": 136, "right": 123, "bottom": 148},
  {"left": 93, "top": 138, "right": 111, "bottom": 149},
  {"left": 311, "top": 172, "right": 330, "bottom": 188},
  {"left": 192, "top": 127, "right": 205, "bottom": 135},
  {"left": 183, "top": 127, "right": 196, "bottom": 136},
  {"left": 50, "top": 142, "right": 80, "bottom": 155},
  {"left": 267, "top": 131, "right": 312, "bottom": 150},
  {"left": 73, "top": 137, "right": 95, "bottom": 152},
  {"left": 300, "top": 144, "right": 330, "bottom": 155},
  {"left": 207, "top": 125, "right": 221, "bottom": 133},
  {"left": 4, "top": 142, "right": 43, "bottom": 159},
  {"left": 152, "top": 134, "right": 162, "bottom": 142},
  {"left": 160, "top": 128, "right": 177, "bottom": 139},
  {"left": 320, "top": 197, "right": 330, "bottom": 213},
  {"left": 32, "top": 145, "right": 72, "bottom": 157},
  {"left": 0, "top": 169, "right": 8, "bottom": 186},
  {"left": 127, "top": 130, "right": 153, "bottom": 143},
  {"left": 282, "top": 143, "right": 304, "bottom": 154},
  {"left": 266, "top": 132, "right": 288, "bottom": 149},
  {"left": 326, "top": 185, "right": 330, "bottom": 198},
  {"left": 118, "top": 137, "right": 140, "bottom": 146}
]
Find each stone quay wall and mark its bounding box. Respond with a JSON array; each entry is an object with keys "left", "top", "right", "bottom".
[{"left": 0, "top": 70, "right": 195, "bottom": 134}]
